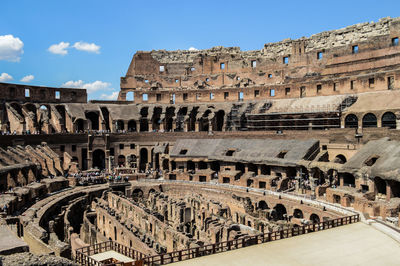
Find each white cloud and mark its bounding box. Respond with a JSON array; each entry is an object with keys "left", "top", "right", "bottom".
[
  {"left": 0, "top": 35, "right": 24, "bottom": 62},
  {"left": 48, "top": 42, "right": 70, "bottom": 55},
  {"left": 61, "top": 80, "right": 84, "bottom": 88},
  {"left": 20, "top": 74, "right": 34, "bottom": 83},
  {"left": 188, "top": 47, "right": 198, "bottom": 51},
  {"left": 61, "top": 80, "right": 113, "bottom": 93},
  {"left": 73, "top": 42, "right": 100, "bottom": 54},
  {"left": 100, "top": 91, "right": 119, "bottom": 100},
  {"left": 0, "top": 73, "right": 13, "bottom": 82}
]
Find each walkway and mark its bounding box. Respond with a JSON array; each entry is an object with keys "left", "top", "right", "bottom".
[{"left": 172, "top": 222, "right": 400, "bottom": 266}]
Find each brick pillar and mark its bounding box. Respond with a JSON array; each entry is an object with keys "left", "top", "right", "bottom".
[
  {"left": 340, "top": 176, "right": 344, "bottom": 187},
  {"left": 386, "top": 181, "right": 392, "bottom": 202},
  {"left": 195, "top": 121, "right": 199, "bottom": 132},
  {"left": 172, "top": 119, "right": 176, "bottom": 132},
  {"left": 377, "top": 116, "right": 382, "bottom": 128},
  {"left": 395, "top": 111, "right": 400, "bottom": 130}
]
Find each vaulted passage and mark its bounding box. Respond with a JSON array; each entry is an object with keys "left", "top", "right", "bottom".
[
  {"left": 139, "top": 148, "right": 148, "bottom": 172},
  {"left": 92, "top": 149, "right": 105, "bottom": 170}
]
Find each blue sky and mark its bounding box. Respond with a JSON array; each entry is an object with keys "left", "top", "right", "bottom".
[{"left": 1, "top": 0, "right": 400, "bottom": 100}]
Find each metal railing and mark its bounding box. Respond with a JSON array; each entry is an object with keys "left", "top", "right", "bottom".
[
  {"left": 142, "top": 214, "right": 360, "bottom": 265},
  {"left": 75, "top": 215, "right": 359, "bottom": 266},
  {"left": 75, "top": 240, "right": 146, "bottom": 266}
]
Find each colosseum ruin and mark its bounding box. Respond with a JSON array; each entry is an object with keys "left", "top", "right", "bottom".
[{"left": 1, "top": 17, "right": 400, "bottom": 265}]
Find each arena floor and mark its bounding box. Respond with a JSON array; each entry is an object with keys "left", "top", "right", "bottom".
[{"left": 172, "top": 222, "right": 400, "bottom": 266}]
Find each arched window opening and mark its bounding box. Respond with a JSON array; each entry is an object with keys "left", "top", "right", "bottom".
[
  {"left": 344, "top": 114, "right": 358, "bottom": 128},
  {"left": 334, "top": 154, "right": 347, "bottom": 164},
  {"left": 92, "top": 149, "right": 105, "bottom": 170},
  {"left": 310, "top": 214, "right": 320, "bottom": 223},
  {"left": 128, "top": 120, "right": 137, "bottom": 132},
  {"left": 382, "top": 112, "right": 396, "bottom": 129},
  {"left": 293, "top": 209, "right": 304, "bottom": 219},
  {"left": 362, "top": 113, "right": 377, "bottom": 128}
]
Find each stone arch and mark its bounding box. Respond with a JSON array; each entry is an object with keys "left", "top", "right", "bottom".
[
  {"left": 258, "top": 200, "right": 269, "bottom": 210},
  {"left": 162, "top": 159, "right": 169, "bottom": 171},
  {"left": 188, "top": 107, "right": 198, "bottom": 131},
  {"left": 140, "top": 119, "right": 148, "bottom": 132},
  {"left": 117, "top": 155, "right": 126, "bottom": 167},
  {"left": 362, "top": 113, "right": 377, "bottom": 128},
  {"left": 382, "top": 112, "right": 396, "bottom": 129},
  {"left": 312, "top": 167, "right": 325, "bottom": 185},
  {"left": 176, "top": 107, "right": 188, "bottom": 132},
  {"left": 100, "top": 107, "right": 111, "bottom": 131},
  {"left": 85, "top": 111, "right": 100, "bottom": 130},
  {"left": 388, "top": 180, "right": 400, "bottom": 198},
  {"left": 334, "top": 154, "right": 347, "bottom": 164},
  {"left": 199, "top": 118, "right": 209, "bottom": 132},
  {"left": 139, "top": 148, "right": 148, "bottom": 172},
  {"left": 342, "top": 173, "right": 355, "bottom": 187},
  {"left": 116, "top": 120, "right": 124, "bottom": 131},
  {"left": 272, "top": 204, "right": 287, "bottom": 221},
  {"left": 344, "top": 114, "right": 358, "bottom": 128},
  {"left": 139, "top": 107, "right": 149, "bottom": 132},
  {"left": 127, "top": 154, "right": 137, "bottom": 168},
  {"left": 128, "top": 120, "right": 137, "bottom": 132},
  {"left": 293, "top": 208, "right": 304, "bottom": 219},
  {"left": 152, "top": 107, "right": 163, "bottom": 131},
  {"left": 92, "top": 149, "right": 105, "bottom": 170},
  {"left": 75, "top": 119, "right": 85, "bottom": 132},
  {"left": 165, "top": 107, "right": 175, "bottom": 132},
  {"left": 24, "top": 103, "right": 39, "bottom": 132},
  {"left": 213, "top": 110, "right": 225, "bottom": 131},
  {"left": 132, "top": 188, "right": 143, "bottom": 201},
  {"left": 55, "top": 105, "right": 66, "bottom": 131},
  {"left": 310, "top": 213, "right": 320, "bottom": 223},
  {"left": 374, "top": 176, "right": 386, "bottom": 195}
]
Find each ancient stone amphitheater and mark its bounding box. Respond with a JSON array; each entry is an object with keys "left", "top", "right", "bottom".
[{"left": 1, "top": 17, "right": 400, "bottom": 265}]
